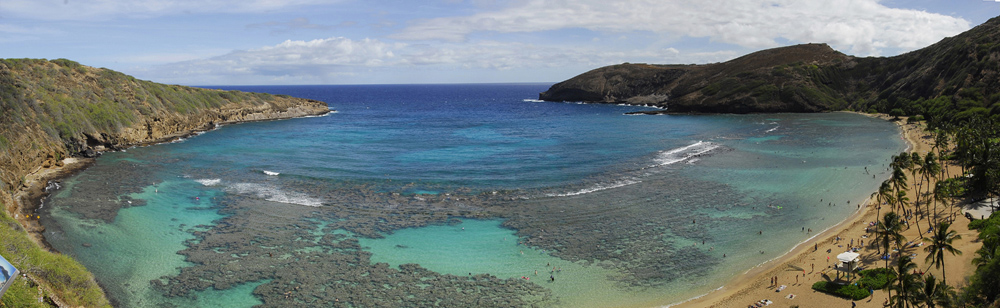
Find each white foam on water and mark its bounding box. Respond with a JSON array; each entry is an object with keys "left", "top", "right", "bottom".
[
  {"left": 226, "top": 183, "right": 323, "bottom": 207},
  {"left": 765, "top": 125, "right": 779, "bottom": 133},
  {"left": 522, "top": 99, "right": 545, "bottom": 103},
  {"left": 303, "top": 109, "right": 337, "bottom": 118},
  {"left": 195, "top": 179, "right": 222, "bottom": 186},
  {"left": 653, "top": 141, "right": 720, "bottom": 167},
  {"left": 546, "top": 179, "right": 641, "bottom": 197},
  {"left": 262, "top": 170, "right": 280, "bottom": 176}
]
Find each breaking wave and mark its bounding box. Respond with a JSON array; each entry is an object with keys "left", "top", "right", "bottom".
[
  {"left": 546, "top": 179, "right": 641, "bottom": 197},
  {"left": 226, "top": 183, "right": 323, "bottom": 207},
  {"left": 195, "top": 179, "right": 222, "bottom": 186},
  {"left": 653, "top": 141, "right": 720, "bottom": 167}
]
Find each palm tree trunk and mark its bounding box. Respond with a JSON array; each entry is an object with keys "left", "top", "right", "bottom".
[
  {"left": 942, "top": 261, "right": 947, "bottom": 286},
  {"left": 926, "top": 174, "right": 936, "bottom": 229}
]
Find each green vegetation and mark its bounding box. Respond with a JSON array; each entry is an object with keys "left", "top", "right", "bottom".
[
  {"left": 0, "top": 204, "right": 110, "bottom": 307},
  {"left": 812, "top": 281, "right": 871, "bottom": 300},
  {"left": 962, "top": 212, "right": 1000, "bottom": 306},
  {"left": 0, "top": 58, "right": 326, "bottom": 307},
  {"left": 812, "top": 267, "right": 899, "bottom": 300},
  {"left": 1, "top": 278, "right": 51, "bottom": 308},
  {"left": 856, "top": 268, "right": 896, "bottom": 290},
  {"left": 862, "top": 96, "right": 1000, "bottom": 307},
  {"left": 811, "top": 268, "right": 897, "bottom": 300},
  {"left": 0, "top": 58, "right": 277, "bottom": 152}
]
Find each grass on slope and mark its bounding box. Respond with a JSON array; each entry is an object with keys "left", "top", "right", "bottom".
[{"left": 0, "top": 203, "right": 110, "bottom": 307}]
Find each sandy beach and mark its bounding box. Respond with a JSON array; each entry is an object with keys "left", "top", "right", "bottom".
[{"left": 673, "top": 115, "right": 983, "bottom": 308}]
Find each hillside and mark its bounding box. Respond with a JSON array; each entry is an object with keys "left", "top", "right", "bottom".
[
  {"left": 1, "top": 58, "right": 329, "bottom": 207},
  {"left": 540, "top": 16, "right": 1000, "bottom": 123},
  {"left": 0, "top": 58, "right": 329, "bottom": 307}
]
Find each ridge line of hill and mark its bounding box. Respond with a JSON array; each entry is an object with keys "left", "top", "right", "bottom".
[{"left": 540, "top": 15, "right": 1000, "bottom": 124}]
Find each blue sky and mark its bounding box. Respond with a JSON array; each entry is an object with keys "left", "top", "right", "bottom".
[{"left": 2, "top": 0, "right": 998, "bottom": 85}]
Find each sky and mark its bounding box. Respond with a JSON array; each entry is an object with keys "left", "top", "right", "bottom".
[{"left": 1, "top": 0, "right": 999, "bottom": 85}]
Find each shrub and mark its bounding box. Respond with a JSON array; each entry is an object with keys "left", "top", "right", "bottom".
[
  {"left": 857, "top": 268, "right": 895, "bottom": 290},
  {"left": 812, "top": 281, "right": 871, "bottom": 300}
]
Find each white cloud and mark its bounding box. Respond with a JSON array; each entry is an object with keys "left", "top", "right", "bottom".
[
  {"left": 390, "top": 0, "right": 971, "bottom": 56},
  {"left": 136, "top": 36, "right": 717, "bottom": 84},
  {"left": 1, "top": 0, "right": 335, "bottom": 20}
]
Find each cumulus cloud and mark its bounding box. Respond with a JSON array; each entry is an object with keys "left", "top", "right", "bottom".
[
  {"left": 1, "top": 0, "right": 335, "bottom": 20},
  {"left": 138, "top": 36, "right": 707, "bottom": 84},
  {"left": 390, "top": 0, "right": 971, "bottom": 56}
]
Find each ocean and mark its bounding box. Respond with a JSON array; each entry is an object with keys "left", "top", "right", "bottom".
[{"left": 38, "top": 84, "right": 906, "bottom": 307}]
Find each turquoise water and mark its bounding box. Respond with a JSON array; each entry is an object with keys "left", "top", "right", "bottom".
[{"left": 39, "top": 84, "right": 906, "bottom": 307}]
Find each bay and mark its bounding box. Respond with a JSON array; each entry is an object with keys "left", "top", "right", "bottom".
[{"left": 39, "top": 84, "right": 905, "bottom": 307}]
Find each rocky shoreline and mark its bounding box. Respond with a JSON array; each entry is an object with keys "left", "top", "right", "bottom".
[
  {"left": 11, "top": 102, "right": 332, "bottom": 246},
  {"left": 1, "top": 99, "right": 331, "bottom": 307}
]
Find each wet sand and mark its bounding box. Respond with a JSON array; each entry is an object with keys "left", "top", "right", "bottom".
[{"left": 672, "top": 115, "right": 981, "bottom": 308}]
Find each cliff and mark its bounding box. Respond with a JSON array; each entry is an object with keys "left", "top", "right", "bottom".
[
  {"left": 0, "top": 58, "right": 329, "bottom": 211},
  {"left": 541, "top": 16, "right": 1000, "bottom": 120},
  {"left": 0, "top": 58, "right": 329, "bottom": 307}
]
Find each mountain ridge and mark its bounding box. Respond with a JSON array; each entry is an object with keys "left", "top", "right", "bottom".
[{"left": 540, "top": 15, "right": 1000, "bottom": 123}]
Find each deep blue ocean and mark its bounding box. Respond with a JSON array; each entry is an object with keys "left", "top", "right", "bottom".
[{"left": 39, "top": 84, "right": 906, "bottom": 307}]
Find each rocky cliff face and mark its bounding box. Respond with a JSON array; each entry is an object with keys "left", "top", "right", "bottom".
[
  {"left": 541, "top": 16, "right": 1000, "bottom": 116},
  {"left": 0, "top": 58, "right": 329, "bottom": 220}
]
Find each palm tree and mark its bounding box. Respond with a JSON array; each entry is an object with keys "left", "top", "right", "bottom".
[
  {"left": 972, "top": 240, "right": 999, "bottom": 269},
  {"left": 874, "top": 180, "right": 895, "bottom": 227},
  {"left": 897, "top": 190, "right": 916, "bottom": 233},
  {"left": 924, "top": 222, "right": 962, "bottom": 284},
  {"left": 891, "top": 153, "right": 911, "bottom": 175},
  {"left": 932, "top": 182, "right": 951, "bottom": 224},
  {"left": 910, "top": 152, "right": 922, "bottom": 193},
  {"left": 890, "top": 256, "right": 921, "bottom": 308},
  {"left": 877, "top": 212, "right": 907, "bottom": 268},
  {"left": 936, "top": 280, "right": 957, "bottom": 308},
  {"left": 916, "top": 274, "right": 954, "bottom": 308},
  {"left": 932, "top": 129, "right": 951, "bottom": 179},
  {"left": 890, "top": 167, "right": 909, "bottom": 212},
  {"left": 920, "top": 153, "right": 941, "bottom": 226}
]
